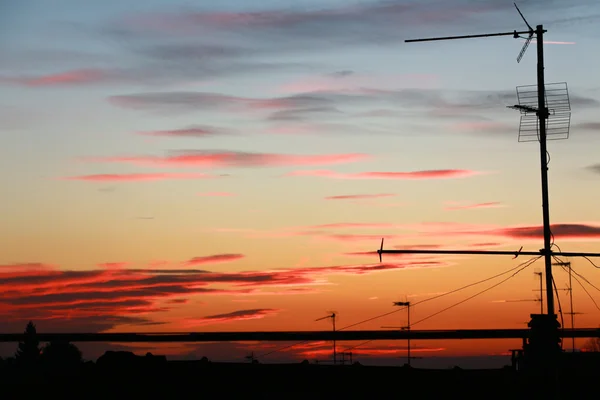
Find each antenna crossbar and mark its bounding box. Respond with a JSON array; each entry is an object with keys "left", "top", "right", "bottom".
[
  {"left": 405, "top": 30, "right": 533, "bottom": 43},
  {"left": 377, "top": 247, "right": 600, "bottom": 258}
]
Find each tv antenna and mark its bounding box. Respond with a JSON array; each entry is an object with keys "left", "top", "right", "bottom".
[
  {"left": 376, "top": 3, "right": 600, "bottom": 329},
  {"left": 381, "top": 301, "right": 419, "bottom": 366},
  {"left": 553, "top": 261, "right": 578, "bottom": 352},
  {"left": 245, "top": 352, "right": 257, "bottom": 363},
  {"left": 316, "top": 312, "right": 338, "bottom": 365}
]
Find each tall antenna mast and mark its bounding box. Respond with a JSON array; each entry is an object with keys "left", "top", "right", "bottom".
[
  {"left": 373, "top": 3, "right": 600, "bottom": 367},
  {"left": 402, "top": 3, "right": 559, "bottom": 316},
  {"left": 377, "top": 2, "right": 600, "bottom": 312},
  {"left": 553, "top": 261, "right": 577, "bottom": 352}
]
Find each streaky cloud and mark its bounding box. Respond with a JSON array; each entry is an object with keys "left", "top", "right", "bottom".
[
  {"left": 287, "top": 169, "right": 487, "bottom": 180},
  {"left": 62, "top": 173, "right": 216, "bottom": 182},
  {"left": 325, "top": 193, "right": 396, "bottom": 200},
  {"left": 443, "top": 201, "right": 504, "bottom": 210},
  {"left": 85, "top": 150, "right": 369, "bottom": 168},
  {"left": 184, "top": 308, "right": 280, "bottom": 326},
  {"left": 137, "top": 125, "right": 232, "bottom": 138}
]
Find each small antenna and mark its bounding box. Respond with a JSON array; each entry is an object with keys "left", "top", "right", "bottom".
[
  {"left": 514, "top": 3, "right": 534, "bottom": 32},
  {"left": 514, "top": 3, "right": 534, "bottom": 62},
  {"left": 245, "top": 351, "right": 256, "bottom": 363},
  {"left": 316, "top": 312, "right": 338, "bottom": 365}
]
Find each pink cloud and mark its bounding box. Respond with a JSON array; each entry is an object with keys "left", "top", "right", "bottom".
[
  {"left": 5, "top": 69, "right": 109, "bottom": 86},
  {"left": 344, "top": 251, "right": 413, "bottom": 258},
  {"left": 406, "top": 222, "right": 600, "bottom": 242},
  {"left": 0, "top": 257, "right": 446, "bottom": 332},
  {"left": 318, "top": 234, "right": 406, "bottom": 243},
  {"left": 165, "top": 298, "right": 188, "bottom": 305},
  {"left": 183, "top": 308, "right": 280, "bottom": 327},
  {"left": 109, "top": 92, "right": 335, "bottom": 114},
  {"left": 197, "top": 192, "right": 235, "bottom": 197},
  {"left": 309, "top": 222, "right": 397, "bottom": 229},
  {"left": 287, "top": 169, "right": 486, "bottom": 180},
  {"left": 489, "top": 223, "right": 600, "bottom": 241},
  {"left": 85, "top": 151, "right": 368, "bottom": 168},
  {"left": 443, "top": 201, "right": 504, "bottom": 210},
  {"left": 325, "top": 194, "right": 395, "bottom": 200},
  {"left": 62, "top": 173, "right": 215, "bottom": 182},
  {"left": 184, "top": 254, "right": 245, "bottom": 266},
  {"left": 97, "top": 262, "right": 129, "bottom": 269},
  {"left": 526, "top": 40, "right": 576, "bottom": 45}
]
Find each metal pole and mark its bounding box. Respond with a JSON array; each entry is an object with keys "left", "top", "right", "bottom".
[
  {"left": 332, "top": 314, "right": 337, "bottom": 365},
  {"left": 536, "top": 24, "right": 555, "bottom": 317},
  {"left": 407, "top": 303, "right": 411, "bottom": 366},
  {"left": 536, "top": 272, "right": 544, "bottom": 314},
  {"left": 568, "top": 262, "right": 575, "bottom": 352}
]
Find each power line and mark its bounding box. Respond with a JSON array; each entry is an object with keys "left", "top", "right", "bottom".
[
  {"left": 553, "top": 255, "right": 600, "bottom": 294},
  {"left": 257, "top": 257, "right": 541, "bottom": 359},
  {"left": 343, "top": 257, "right": 541, "bottom": 353},
  {"left": 342, "top": 256, "right": 543, "bottom": 331},
  {"left": 568, "top": 272, "right": 600, "bottom": 312},
  {"left": 410, "top": 256, "right": 540, "bottom": 328},
  {"left": 582, "top": 255, "right": 600, "bottom": 269},
  {"left": 553, "top": 256, "right": 600, "bottom": 312}
]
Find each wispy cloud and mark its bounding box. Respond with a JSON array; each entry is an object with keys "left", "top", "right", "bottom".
[
  {"left": 62, "top": 173, "right": 217, "bottom": 182},
  {"left": 409, "top": 222, "right": 600, "bottom": 242},
  {"left": 287, "top": 169, "right": 487, "bottom": 180},
  {"left": 109, "top": 91, "right": 336, "bottom": 115},
  {"left": 587, "top": 164, "right": 600, "bottom": 174},
  {"left": 325, "top": 194, "right": 396, "bottom": 200},
  {"left": 577, "top": 122, "right": 600, "bottom": 131},
  {"left": 122, "top": 1, "right": 510, "bottom": 52},
  {"left": 85, "top": 150, "right": 368, "bottom": 168},
  {"left": 137, "top": 125, "right": 232, "bottom": 138},
  {"left": 443, "top": 201, "right": 504, "bottom": 210},
  {"left": 527, "top": 40, "right": 576, "bottom": 45},
  {"left": 278, "top": 72, "right": 438, "bottom": 93},
  {"left": 184, "top": 309, "right": 280, "bottom": 327},
  {"left": 97, "top": 262, "right": 129, "bottom": 269},
  {"left": 184, "top": 254, "right": 245, "bottom": 266},
  {"left": 0, "top": 257, "right": 446, "bottom": 331},
  {"left": 2, "top": 69, "right": 111, "bottom": 87}
]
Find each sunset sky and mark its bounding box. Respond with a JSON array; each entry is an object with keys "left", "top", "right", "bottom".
[{"left": 1, "top": 0, "right": 600, "bottom": 367}]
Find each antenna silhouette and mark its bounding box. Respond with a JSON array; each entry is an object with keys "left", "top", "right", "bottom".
[
  {"left": 316, "top": 312, "right": 337, "bottom": 365},
  {"left": 377, "top": 4, "right": 600, "bottom": 335},
  {"left": 514, "top": 2, "right": 534, "bottom": 63},
  {"left": 553, "top": 261, "right": 577, "bottom": 352},
  {"left": 381, "top": 301, "right": 417, "bottom": 366},
  {"left": 245, "top": 351, "right": 257, "bottom": 363}
]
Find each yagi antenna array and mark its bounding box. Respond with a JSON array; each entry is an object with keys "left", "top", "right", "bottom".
[{"left": 514, "top": 2, "right": 534, "bottom": 63}]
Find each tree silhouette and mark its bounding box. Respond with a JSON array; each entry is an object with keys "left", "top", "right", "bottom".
[
  {"left": 15, "top": 321, "right": 40, "bottom": 367},
  {"left": 41, "top": 341, "right": 83, "bottom": 370}
]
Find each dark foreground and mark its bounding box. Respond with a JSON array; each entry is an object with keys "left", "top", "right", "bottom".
[{"left": 0, "top": 361, "right": 595, "bottom": 399}]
